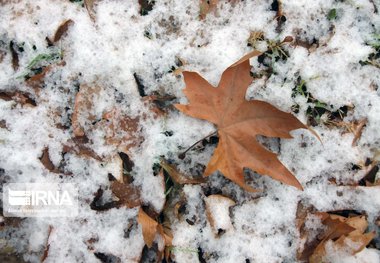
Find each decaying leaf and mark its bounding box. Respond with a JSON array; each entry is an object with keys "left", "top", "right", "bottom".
[
  {"left": 9, "top": 41, "right": 19, "bottom": 71},
  {"left": 110, "top": 180, "right": 141, "bottom": 208},
  {"left": 101, "top": 108, "right": 142, "bottom": 153},
  {"left": 52, "top": 19, "right": 74, "bottom": 43},
  {"left": 175, "top": 51, "right": 310, "bottom": 191},
  {"left": 72, "top": 84, "right": 142, "bottom": 153},
  {"left": 40, "top": 225, "right": 53, "bottom": 262},
  {"left": 205, "top": 195, "right": 235, "bottom": 235},
  {"left": 62, "top": 136, "right": 102, "bottom": 161},
  {"left": 199, "top": 0, "right": 218, "bottom": 19},
  {"left": 39, "top": 147, "right": 60, "bottom": 173},
  {"left": 137, "top": 208, "right": 172, "bottom": 258},
  {"left": 160, "top": 158, "right": 206, "bottom": 185},
  {"left": 0, "top": 91, "right": 36, "bottom": 107},
  {"left": 352, "top": 118, "right": 367, "bottom": 146},
  {"left": 84, "top": 0, "right": 96, "bottom": 21},
  {"left": 26, "top": 61, "right": 66, "bottom": 91},
  {"left": 71, "top": 84, "right": 100, "bottom": 137},
  {"left": 297, "top": 211, "right": 376, "bottom": 263},
  {"left": 138, "top": 209, "right": 159, "bottom": 248}
]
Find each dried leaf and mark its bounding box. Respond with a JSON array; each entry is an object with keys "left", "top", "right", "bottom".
[
  {"left": 101, "top": 108, "right": 142, "bottom": 153},
  {"left": 53, "top": 19, "right": 74, "bottom": 43},
  {"left": 26, "top": 61, "right": 66, "bottom": 91},
  {"left": 299, "top": 212, "right": 376, "bottom": 263},
  {"left": 71, "top": 84, "right": 100, "bottom": 137},
  {"left": 352, "top": 118, "right": 367, "bottom": 146},
  {"left": 110, "top": 180, "right": 140, "bottom": 208},
  {"left": 199, "top": 0, "right": 218, "bottom": 19},
  {"left": 205, "top": 195, "right": 235, "bottom": 235},
  {"left": 160, "top": 158, "right": 206, "bottom": 184},
  {"left": 39, "top": 147, "right": 60, "bottom": 173},
  {"left": 63, "top": 136, "right": 102, "bottom": 161},
  {"left": 0, "top": 91, "right": 36, "bottom": 107},
  {"left": 84, "top": 0, "right": 96, "bottom": 21},
  {"left": 137, "top": 208, "right": 173, "bottom": 262},
  {"left": 9, "top": 41, "right": 19, "bottom": 71},
  {"left": 40, "top": 225, "right": 53, "bottom": 262},
  {"left": 138, "top": 209, "right": 158, "bottom": 248},
  {"left": 175, "top": 52, "right": 309, "bottom": 191}
]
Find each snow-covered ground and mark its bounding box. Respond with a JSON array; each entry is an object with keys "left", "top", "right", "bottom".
[{"left": 0, "top": 0, "right": 380, "bottom": 262}]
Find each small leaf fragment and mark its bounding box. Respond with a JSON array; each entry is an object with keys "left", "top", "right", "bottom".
[
  {"left": 9, "top": 41, "right": 19, "bottom": 71},
  {"left": 53, "top": 19, "right": 74, "bottom": 43},
  {"left": 39, "top": 147, "right": 60, "bottom": 173},
  {"left": 205, "top": 195, "right": 235, "bottom": 235},
  {"left": 84, "top": 0, "right": 96, "bottom": 21}
]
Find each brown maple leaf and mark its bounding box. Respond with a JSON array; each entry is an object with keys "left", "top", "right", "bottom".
[{"left": 175, "top": 51, "right": 308, "bottom": 191}]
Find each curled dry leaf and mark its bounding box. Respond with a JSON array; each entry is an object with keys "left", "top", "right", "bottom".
[
  {"left": 175, "top": 51, "right": 311, "bottom": 191},
  {"left": 297, "top": 211, "right": 375, "bottom": 263},
  {"left": 205, "top": 195, "right": 235, "bottom": 235},
  {"left": 137, "top": 209, "right": 158, "bottom": 248},
  {"left": 84, "top": 0, "right": 96, "bottom": 21},
  {"left": 9, "top": 41, "right": 19, "bottom": 71},
  {"left": 352, "top": 118, "right": 367, "bottom": 146},
  {"left": 160, "top": 158, "right": 206, "bottom": 184},
  {"left": 39, "top": 147, "right": 60, "bottom": 173},
  {"left": 53, "top": 19, "right": 74, "bottom": 43},
  {"left": 137, "top": 209, "right": 173, "bottom": 261}
]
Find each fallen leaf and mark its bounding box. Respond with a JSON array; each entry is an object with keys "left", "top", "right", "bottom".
[
  {"left": 101, "top": 108, "right": 142, "bottom": 153},
  {"left": 352, "top": 118, "right": 367, "bottom": 146},
  {"left": 199, "top": 0, "right": 218, "bottom": 19},
  {"left": 52, "top": 19, "right": 74, "bottom": 43},
  {"left": 84, "top": 0, "right": 96, "bottom": 21},
  {"left": 297, "top": 212, "right": 376, "bottom": 263},
  {"left": 175, "top": 52, "right": 309, "bottom": 191},
  {"left": 39, "top": 147, "right": 60, "bottom": 173},
  {"left": 0, "top": 91, "right": 36, "bottom": 107},
  {"left": 62, "top": 136, "right": 102, "bottom": 161},
  {"left": 137, "top": 208, "right": 173, "bottom": 261},
  {"left": 138, "top": 209, "right": 159, "bottom": 248},
  {"left": 26, "top": 61, "right": 66, "bottom": 91},
  {"left": 40, "top": 225, "right": 53, "bottom": 262},
  {"left": 110, "top": 180, "right": 141, "bottom": 208},
  {"left": 205, "top": 195, "right": 235, "bottom": 235},
  {"left": 160, "top": 158, "right": 206, "bottom": 184},
  {"left": 71, "top": 84, "right": 100, "bottom": 137},
  {"left": 9, "top": 41, "right": 19, "bottom": 71}
]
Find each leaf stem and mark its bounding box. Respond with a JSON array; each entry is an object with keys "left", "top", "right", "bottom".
[{"left": 178, "top": 131, "right": 217, "bottom": 159}]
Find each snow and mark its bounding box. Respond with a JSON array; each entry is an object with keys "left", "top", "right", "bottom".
[{"left": 0, "top": 0, "right": 380, "bottom": 262}]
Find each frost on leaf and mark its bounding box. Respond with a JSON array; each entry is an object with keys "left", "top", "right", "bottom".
[
  {"left": 175, "top": 51, "right": 309, "bottom": 191},
  {"left": 205, "top": 194, "right": 235, "bottom": 236},
  {"left": 71, "top": 84, "right": 142, "bottom": 154},
  {"left": 297, "top": 211, "right": 376, "bottom": 263}
]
